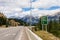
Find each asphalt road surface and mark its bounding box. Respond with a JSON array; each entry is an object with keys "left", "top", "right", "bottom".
[{"left": 0, "top": 26, "right": 29, "bottom": 40}]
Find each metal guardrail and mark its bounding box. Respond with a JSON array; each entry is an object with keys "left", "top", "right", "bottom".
[{"left": 26, "top": 28, "right": 43, "bottom": 40}]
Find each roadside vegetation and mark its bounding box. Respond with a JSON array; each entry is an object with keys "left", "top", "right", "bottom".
[
  {"left": 34, "top": 31, "right": 60, "bottom": 40},
  {"left": 0, "top": 12, "right": 21, "bottom": 27},
  {"left": 32, "top": 15, "right": 60, "bottom": 40},
  {"left": 0, "top": 12, "right": 30, "bottom": 27},
  {"left": 0, "top": 13, "right": 7, "bottom": 27}
]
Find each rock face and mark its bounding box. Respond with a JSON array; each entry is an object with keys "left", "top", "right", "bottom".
[{"left": 9, "top": 20, "right": 20, "bottom": 26}]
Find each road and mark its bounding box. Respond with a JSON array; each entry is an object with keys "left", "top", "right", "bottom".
[
  {"left": 20, "top": 27, "right": 29, "bottom": 40},
  {"left": 0, "top": 26, "right": 42, "bottom": 40},
  {"left": 0, "top": 26, "right": 59, "bottom": 40}
]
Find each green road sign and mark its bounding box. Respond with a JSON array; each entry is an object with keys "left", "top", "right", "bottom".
[{"left": 41, "top": 16, "right": 48, "bottom": 24}]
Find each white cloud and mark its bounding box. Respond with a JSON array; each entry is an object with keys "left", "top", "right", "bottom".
[
  {"left": 0, "top": 0, "right": 30, "bottom": 7},
  {"left": 31, "top": 9, "right": 60, "bottom": 17},
  {"left": 0, "top": 0, "right": 31, "bottom": 17},
  {"left": 32, "top": 0, "right": 59, "bottom": 8},
  {"left": 0, "top": 0, "right": 60, "bottom": 18}
]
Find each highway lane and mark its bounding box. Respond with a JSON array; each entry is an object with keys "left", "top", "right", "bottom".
[
  {"left": 0, "top": 27, "right": 22, "bottom": 40},
  {"left": 0, "top": 26, "right": 43, "bottom": 40},
  {"left": 20, "top": 27, "right": 29, "bottom": 40}
]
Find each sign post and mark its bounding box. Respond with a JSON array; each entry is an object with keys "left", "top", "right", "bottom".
[{"left": 41, "top": 16, "right": 48, "bottom": 31}]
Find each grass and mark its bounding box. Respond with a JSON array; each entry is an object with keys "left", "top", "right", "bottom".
[{"left": 34, "top": 31, "right": 60, "bottom": 40}]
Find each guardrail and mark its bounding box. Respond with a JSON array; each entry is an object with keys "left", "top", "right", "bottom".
[{"left": 26, "top": 28, "right": 43, "bottom": 40}]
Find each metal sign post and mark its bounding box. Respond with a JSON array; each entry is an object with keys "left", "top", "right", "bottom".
[
  {"left": 45, "top": 24, "right": 47, "bottom": 32},
  {"left": 42, "top": 24, "right": 44, "bottom": 31}
]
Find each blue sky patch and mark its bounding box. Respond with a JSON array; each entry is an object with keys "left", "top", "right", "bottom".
[
  {"left": 22, "top": 7, "right": 34, "bottom": 11},
  {"left": 31, "top": 0, "right": 37, "bottom": 2},
  {"left": 38, "top": 8, "right": 45, "bottom": 10},
  {"left": 38, "top": 6, "right": 60, "bottom": 10},
  {"left": 47, "top": 6, "right": 60, "bottom": 10}
]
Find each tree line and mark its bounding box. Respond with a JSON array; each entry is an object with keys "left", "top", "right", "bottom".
[{"left": 0, "top": 13, "right": 21, "bottom": 27}]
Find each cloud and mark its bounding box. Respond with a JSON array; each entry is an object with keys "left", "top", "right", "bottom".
[
  {"left": 32, "top": 0, "right": 60, "bottom": 8},
  {"left": 0, "top": 0, "right": 31, "bottom": 18},
  {"left": 0, "top": 0, "right": 30, "bottom": 7},
  {"left": 0, "top": 0, "right": 60, "bottom": 18},
  {"left": 31, "top": 9, "right": 60, "bottom": 17},
  {"left": 0, "top": 6, "right": 22, "bottom": 18}
]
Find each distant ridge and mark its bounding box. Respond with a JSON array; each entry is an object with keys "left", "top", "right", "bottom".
[{"left": 9, "top": 15, "right": 39, "bottom": 25}]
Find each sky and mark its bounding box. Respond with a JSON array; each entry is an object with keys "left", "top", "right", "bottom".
[{"left": 0, "top": 0, "right": 60, "bottom": 18}]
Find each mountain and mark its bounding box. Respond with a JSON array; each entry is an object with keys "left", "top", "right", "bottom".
[
  {"left": 21, "top": 15, "right": 39, "bottom": 25},
  {"left": 48, "top": 12, "right": 60, "bottom": 22},
  {"left": 9, "top": 12, "right": 60, "bottom": 25},
  {"left": 9, "top": 15, "right": 40, "bottom": 25},
  {"left": 9, "top": 16, "right": 22, "bottom": 19}
]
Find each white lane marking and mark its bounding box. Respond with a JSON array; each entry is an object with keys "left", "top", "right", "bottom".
[
  {"left": 26, "top": 28, "right": 32, "bottom": 40},
  {"left": 18, "top": 28, "right": 23, "bottom": 40},
  {"left": 19, "top": 31, "right": 23, "bottom": 40},
  {"left": 4, "top": 34, "right": 16, "bottom": 37},
  {"left": 14, "top": 27, "right": 23, "bottom": 40},
  {"left": 27, "top": 28, "right": 43, "bottom": 40}
]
